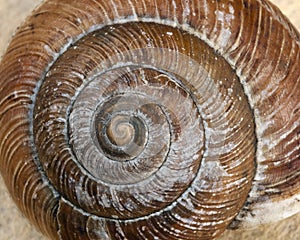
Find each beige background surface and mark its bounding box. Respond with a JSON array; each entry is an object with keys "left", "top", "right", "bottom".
[{"left": 0, "top": 0, "right": 299, "bottom": 239}]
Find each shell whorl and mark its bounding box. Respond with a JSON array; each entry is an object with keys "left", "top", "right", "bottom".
[{"left": 0, "top": 0, "right": 299, "bottom": 239}]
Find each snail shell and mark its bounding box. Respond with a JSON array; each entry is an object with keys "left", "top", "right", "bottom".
[{"left": 0, "top": 0, "right": 299, "bottom": 239}]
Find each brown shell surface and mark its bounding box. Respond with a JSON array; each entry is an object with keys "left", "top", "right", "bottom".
[{"left": 0, "top": 0, "right": 299, "bottom": 239}]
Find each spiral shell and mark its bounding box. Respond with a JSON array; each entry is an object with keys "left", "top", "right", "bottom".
[{"left": 0, "top": 0, "right": 299, "bottom": 239}]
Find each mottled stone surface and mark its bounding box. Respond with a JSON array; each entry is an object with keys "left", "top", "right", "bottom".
[{"left": 0, "top": 0, "right": 299, "bottom": 239}]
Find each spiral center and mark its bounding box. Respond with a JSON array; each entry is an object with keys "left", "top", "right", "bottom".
[
  {"left": 93, "top": 95, "right": 149, "bottom": 162},
  {"left": 106, "top": 115, "right": 135, "bottom": 147}
]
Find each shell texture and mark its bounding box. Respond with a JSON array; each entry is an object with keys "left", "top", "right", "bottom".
[{"left": 0, "top": 0, "right": 299, "bottom": 239}]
